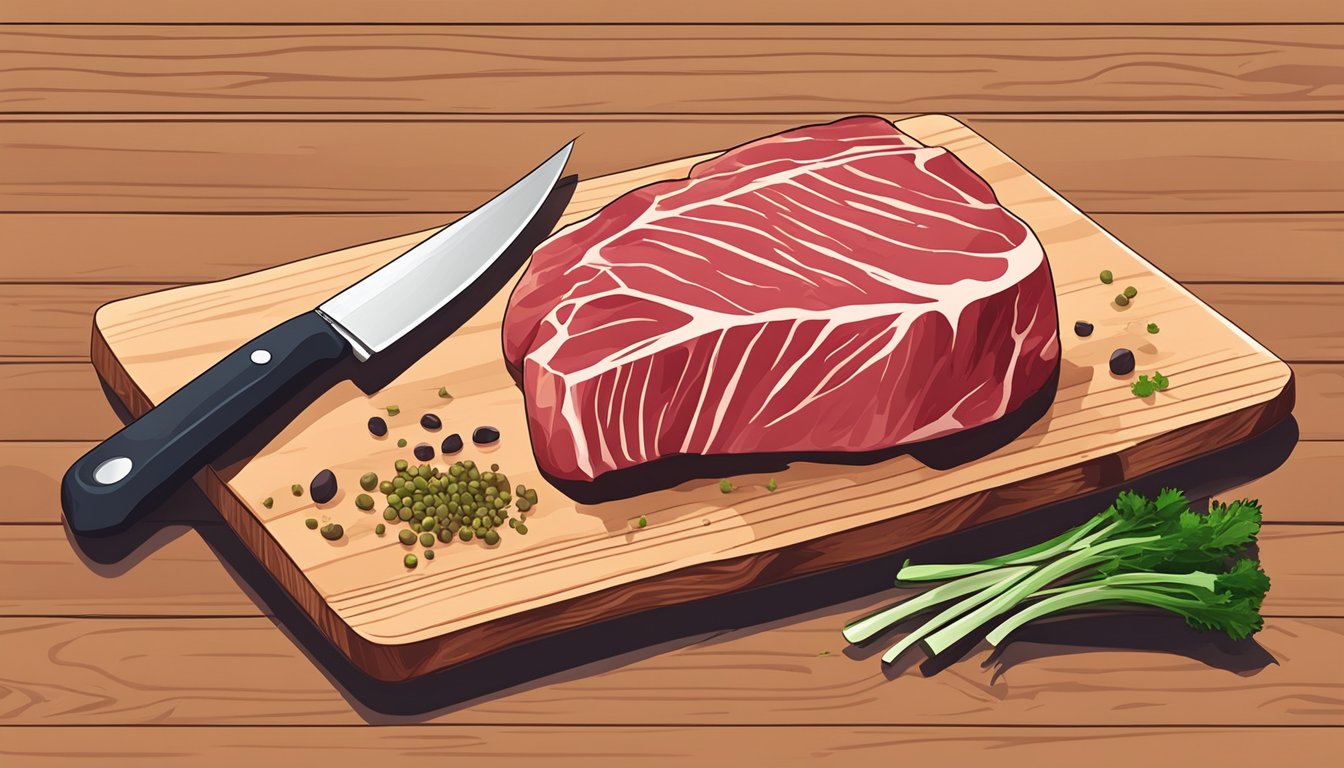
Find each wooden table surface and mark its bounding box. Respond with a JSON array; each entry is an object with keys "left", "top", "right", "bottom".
[{"left": 2, "top": 2, "right": 1341, "bottom": 765}]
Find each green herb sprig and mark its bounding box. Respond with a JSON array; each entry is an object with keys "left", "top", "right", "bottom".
[{"left": 842, "top": 489, "right": 1268, "bottom": 665}]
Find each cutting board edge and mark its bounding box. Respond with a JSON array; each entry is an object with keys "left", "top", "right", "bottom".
[{"left": 89, "top": 315, "right": 1295, "bottom": 679}]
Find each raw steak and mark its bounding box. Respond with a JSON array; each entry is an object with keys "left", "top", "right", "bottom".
[{"left": 503, "top": 116, "right": 1059, "bottom": 483}]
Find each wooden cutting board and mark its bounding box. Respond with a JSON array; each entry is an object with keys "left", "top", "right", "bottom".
[{"left": 89, "top": 115, "right": 1294, "bottom": 681}]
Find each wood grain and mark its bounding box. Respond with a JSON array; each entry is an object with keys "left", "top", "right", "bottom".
[
  {"left": 6, "top": 282, "right": 1342, "bottom": 363},
  {"left": 2, "top": 524, "right": 1335, "bottom": 617},
  {"left": 5, "top": 25, "right": 1341, "bottom": 114},
  {"left": 85, "top": 115, "right": 1295, "bottom": 680},
  {"left": 6, "top": 1, "right": 1341, "bottom": 24},
  {"left": 1, "top": 725, "right": 1340, "bottom": 767},
  {"left": 0, "top": 615, "right": 1339, "bottom": 724},
  {"left": 4, "top": 212, "right": 1343, "bottom": 284},
  {"left": 3, "top": 117, "right": 1340, "bottom": 213},
  {"left": 9, "top": 440, "right": 1344, "bottom": 526}
]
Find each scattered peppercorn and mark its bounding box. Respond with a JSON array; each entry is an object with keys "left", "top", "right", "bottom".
[
  {"left": 1074, "top": 320, "right": 1094, "bottom": 337},
  {"left": 320, "top": 523, "right": 344, "bottom": 541},
  {"left": 1115, "top": 294, "right": 1130, "bottom": 307},
  {"left": 262, "top": 497, "right": 274, "bottom": 509},
  {"left": 484, "top": 530, "right": 500, "bottom": 545},
  {"left": 397, "top": 438, "right": 408, "bottom": 448},
  {"left": 766, "top": 478, "right": 778, "bottom": 492},
  {"left": 404, "top": 554, "right": 418, "bottom": 569},
  {"left": 472, "top": 426, "right": 501, "bottom": 445},
  {"left": 310, "top": 469, "right": 338, "bottom": 504},
  {"left": 398, "top": 529, "right": 416, "bottom": 546},
  {"left": 637, "top": 516, "right": 647, "bottom": 528},
  {"left": 359, "top": 472, "right": 378, "bottom": 491},
  {"left": 305, "top": 518, "right": 318, "bottom": 529},
  {"left": 1123, "top": 286, "right": 1138, "bottom": 299},
  {"left": 441, "top": 433, "right": 464, "bottom": 455},
  {"left": 515, "top": 523, "right": 529, "bottom": 535},
  {"left": 355, "top": 493, "right": 375, "bottom": 511},
  {"left": 413, "top": 442, "right": 435, "bottom": 461},
  {"left": 386, "top": 405, "right": 400, "bottom": 416},
  {"left": 375, "top": 523, "right": 386, "bottom": 535},
  {"left": 394, "top": 459, "right": 408, "bottom": 473},
  {"left": 1110, "top": 348, "right": 1136, "bottom": 376},
  {"left": 719, "top": 479, "right": 733, "bottom": 494},
  {"left": 1147, "top": 323, "right": 1160, "bottom": 334},
  {"left": 1100, "top": 270, "right": 1114, "bottom": 284},
  {"left": 291, "top": 484, "right": 303, "bottom": 497},
  {"left": 420, "top": 532, "right": 436, "bottom": 548},
  {"left": 438, "top": 386, "right": 451, "bottom": 398},
  {"left": 367, "top": 416, "right": 388, "bottom": 437},
  {"left": 420, "top": 413, "right": 442, "bottom": 431}
]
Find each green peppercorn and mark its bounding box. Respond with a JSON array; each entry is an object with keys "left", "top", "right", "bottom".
[
  {"left": 395, "top": 459, "right": 408, "bottom": 472},
  {"left": 1123, "top": 285, "right": 1137, "bottom": 299},
  {"left": 397, "top": 438, "right": 407, "bottom": 448},
  {"left": 359, "top": 472, "right": 378, "bottom": 491},
  {"left": 404, "top": 554, "right": 418, "bottom": 569},
  {"left": 305, "top": 518, "right": 318, "bottom": 529},
  {"left": 515, "top": 523, "right": 528, "bottom": 535},
  {"left": 1115, "top": 294, "right": 1130, "bottom": 307},
  {"left": 320, "top": 523, "right": 343, "bottom": 541},
  {"left": 509, "top": 518, "right": 518, "bottom": 529},
  {"left": 383, "top": 508, "right": 397, "bottom": 521},
  {"left": 398, "top": 508, "right": 413, "bottom": 522},
  {"left": 637, "top": 516, "right": 647, "bottom": 528},
  {"left": 424, "top": 549, "right": 435, "bottom": 560},
  {"left": 719, "top": 479, "right": 733, "bottom": 494},
  {"left": 523, "top": 488, "right": 538, "bottom": 505},
  {"left": 459, "top": 528, "right": 473, "bottom": 542},
  {"left": 410, "top": 521, "right": 421, "bottom": 533},
  {"left": 375, "top": 523, "right": 386, "bottom": 535},
  {"left": 438, "top": 386, "right": 450, "bottom": 398},
  {"left": 262, "top": 497, "right": 274, "bottom": 509},
  {"left": 766, "top": 478, "right": 778, "bottom": 492},
  {"left": 1100, "top": 269, "right": 1114, "bottom": 284},
  {"left": 355, "top": 493, "right": 374, "bottom": 511},
  {"left": 438, "top": 529, "right": 453, "bottom": 543},
  {"left": 420, "top": 532, "right": 435, "bottom": 547},
  {"left": 398, "top": 529, "right": 416, "bottom": 546},
  {"left": 386, "top": 405, "right": 400, "bottom": 416},
  {"left": 392, "top": 476, "right": 406, "bottom": 489},
  {"left": 484, "top": 530, "right": 500, "bottom": 546},
  {"left": 379, "top": 480, "right": 394, "bottom": 495},
  {"left": 291, "top": 484, "right": 303, "bottom": 497},
  {"left": 1147, "top": 323, "right": 1160, "bottom": 334},
  {"left": 517, "top": 498, "right": 532, "bottom": 512}
]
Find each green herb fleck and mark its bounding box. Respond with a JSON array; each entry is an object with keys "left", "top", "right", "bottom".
[
  {"left": 304, "top": 518, "right": 318, "bottom": 530},
  {"left": 291, "top": 484, "right": 303, "bottom": 496},
  {"left": 1131, "top": 371, "right": 1171, "bottom": 398},
  {"left": 386, "top": 405, "right": 400, "bottom": 416},
  {"left": 637, "top": 515, "right": 648, "bottom": 528},
  {"left": 375, "top": 523, "right": 386, "bottom": 536},
  {"left": 719, "top": 479, "right": 734, "bottom": 494},
  {"left": 766, "top": 478, "right": 778, "bottom": 492},
  {"left": 1147, "top": 323, "right": 1160, "bottom": 334},
  {"left": 818, "top": 650, "right": 831, "bottom": 656},
  {"left": 1099, "top": 270, "right": 1114, "bottom": 284},
  {"left": 262, "top": 497, "right": 273, "bottom": 509},
  {"left": 438, "top": 387, "right": 450, "bottom": 398}
]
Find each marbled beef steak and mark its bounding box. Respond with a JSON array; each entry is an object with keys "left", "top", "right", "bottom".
[{"left": 503, "top": 116, "right": 1060, "bottom": 484}]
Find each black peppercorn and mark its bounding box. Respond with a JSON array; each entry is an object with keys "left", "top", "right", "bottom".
[
  {"left": 441, "top": 432, "right": 464, "bottom": 455},
  {"left": 310, "top": 469, "right": 338, "bottom": 504},
  {"left": 1074, "top": 321, "right": 1094, "bottom": 337},
  {"left": 413, "top": 442, "right": 435, "bottom": 461},
  {"left": 367, "top": 416, "right": 388, "bottom": 437},
  {"left": 472, "top": 426, "right": 501, "bottom": 445},
  {"left": 420, "top": 413, "right": 442, "bottom": 431},
  {"left": 1110, "top": 348, "right": 1136, "bottom": 376}
]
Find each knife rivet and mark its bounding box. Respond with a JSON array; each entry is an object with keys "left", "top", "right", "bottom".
[
  {"left": 249, "top": 349, "right": 272, "bottom": 365},
  {"left": 93, "top": 456, "right": 133, "bottom": 485}
]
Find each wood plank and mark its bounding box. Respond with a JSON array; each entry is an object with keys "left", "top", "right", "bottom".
[
  {"left": 5, "top": 1, "right": 1339, "bottom": 24},
  {"left": 2, "top": 117, "right": 1339, "bottom": 213},
  {"left": 86, "top": 114, "right": 1297, "bottom": 681},
  {"left": 0, "top": 615, "right": 1338, "bottom": 724},
  {"left": 4, "top": 213, "right": 1343, "bottom": 285},
  {"left": 4, "top": 25, "right": 1341, "bottom": 115},
  {"left": 9, "top": 440, "right": 1344, "bottom": 526},
  {"left": 1, "top": 523, "right": 1334, "bottom": 617},
  {"left": 5, "top": 282, "right": 1342, "bottom": 363},
  {"left": 1, "top": 725, "right": 1340, "bottom": 767}
]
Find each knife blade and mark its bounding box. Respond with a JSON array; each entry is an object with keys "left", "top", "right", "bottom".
[{"left": 61, "top": 141, "right": 575, "bottom": 535}]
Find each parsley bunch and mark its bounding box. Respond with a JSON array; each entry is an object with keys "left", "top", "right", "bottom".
[{"left": 843, "top": 489, "right": 1269, "bottom": 664}]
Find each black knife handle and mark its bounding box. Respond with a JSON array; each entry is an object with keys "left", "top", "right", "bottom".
[{"left": 62, "top": 311, "right": 352, "bottom": 535}]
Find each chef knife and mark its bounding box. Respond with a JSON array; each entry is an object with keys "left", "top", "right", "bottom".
[{"left": 62, "top": 141, "right": 574, "bottom": 535}]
